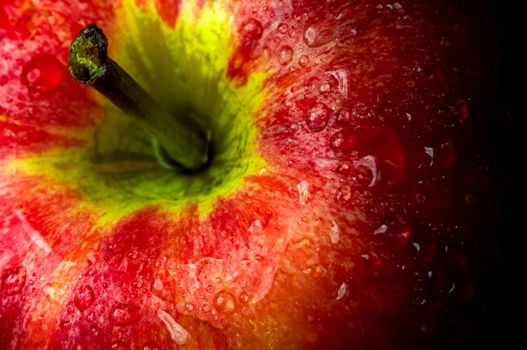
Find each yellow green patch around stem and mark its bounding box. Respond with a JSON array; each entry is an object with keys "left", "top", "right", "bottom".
[{"left": 10, "top": 0, "right": 268, "bottom": 226}]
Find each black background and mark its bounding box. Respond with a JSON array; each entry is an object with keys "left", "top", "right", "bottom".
[{"left": 475, "top": 0, "right": 520, "bottom": 348}]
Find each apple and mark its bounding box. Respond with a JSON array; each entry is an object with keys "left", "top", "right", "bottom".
[{"left": 0, "top": 0, "right": 504, "bottom": 349}]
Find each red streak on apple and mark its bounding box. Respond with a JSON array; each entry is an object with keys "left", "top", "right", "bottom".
[{"left": 0, "top": 0, "right": 501, "bottom": 349}]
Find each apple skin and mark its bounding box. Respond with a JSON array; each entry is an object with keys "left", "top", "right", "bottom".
[{"left": 0, "top": 0, "right": 503, "bottom": 349}]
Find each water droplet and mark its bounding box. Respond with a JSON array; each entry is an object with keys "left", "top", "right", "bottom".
[
  {"left": 117, "top": 257, "right": 128, "bottom": 271},
  {"left": 335, "top": 185, "right": 352, "bottom": 204},
  {"left": 337, "top": 162, "right": 351, "bottom": 175},
  {"left": 278, "top": 23, "right": 288, "bottom": 34},
  {"left": 200, "top": 303, "right": 210, "bottom": 313},
  {"left": 329, "top": 220, "right": 340, "bottom": 244},
  {"left": 412, "top": 242, "right": 421, "bottom": 252},
  {"left": 353, "top": 155, "right": 379, "bottom": 187},
  {"left": 110, "top": 303, "right": 141, "bottom": 326},
  {"left": 59, "top": 318, "right": 72, "bottom": 329},
  {"left": 239, "top": 18, "right": 263, "bottom": 41},
  {"left": 1, "top": 266, "right": 27, "bottom": 295},
  {"left": 239, "top": 292, "right": 249, "bottom": 303},
  {"left": 184, "top": 302, "right": 194, "bottom": 312},
  {"left": 132, "top": 279, "right": 144, "bottom": 288},
  {"left": 157, "top": 309, "right": 189, "bottom": 346},
  {"left": 303, "top": 19, "right": 335, "bottom": 47},
  {"left": 337, "top": 107, "right": 351, "bottom": 125},
  {"left": 336, "top": 282, "right": 348, "bottom": 300},
  {"left": 74, "top": 284, "right": 95, "bottom": 311},
  {"left": 21, "top": 54, "right": 65, "bottom": 92},
  {"left": 319, "top": 82, "right": 331, "bottom": 93},
  {"left": 110, "top": 341, "right": 129, "bottom": 350},
  {"left": 297, "top": 180, "right": 310, "bottom": 205},
  {"left": 248, "top": 219, "right": 263, "bottom": 233},
  {"left": 424, "top": 147, "right": 434, "bottom": 166},
  {"left": 374, "top": 224, "right": 388, "bottom": 235},
  {"left": 214, "top": 290, "right": 236, "bottom": 314},
  {"left": 127, "top": 246, "right": 139, "bottom": 259},
  {"left": 278, "top": 45, "right": 294, "bottom": 65},
  {"left": 330, "top": 132, "right": 345, "bottom": 151},
  {"left": 329, "top": 69, "right": 349, "bottom": 97},
  {"left": 299, "top": 55, "right": 310, "bottom": 67},
  {"left": 415, "top": 193, "right": 427, "bottom": 203},
  {"left": 306, "top": 102, "right": 330, "bottom": 132},
  {"left": 142, "top": 342, "right": 161, "bottom": 350},
  {"left": 150, "top": 278, "right": 164, "bottom": 298},
  {"left": 86, "top": 311, "right": 96, "bottom": 322}
]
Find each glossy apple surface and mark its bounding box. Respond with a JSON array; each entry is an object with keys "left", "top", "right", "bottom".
[{"left": 1, "top": 0, "right": 504, "bottom": 349}]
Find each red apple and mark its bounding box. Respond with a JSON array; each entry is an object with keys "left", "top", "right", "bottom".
[{"left": 1, "top": 0, "right": 504, "bottom": 349}]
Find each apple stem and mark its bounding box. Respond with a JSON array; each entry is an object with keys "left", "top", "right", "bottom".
[{"left": 67, "top": 24, "right": 211, "bottom": 172}]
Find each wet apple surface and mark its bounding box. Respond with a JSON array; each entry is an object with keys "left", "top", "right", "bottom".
[{"left": 1, "top": 0, "right": 504, "bottom": 349}]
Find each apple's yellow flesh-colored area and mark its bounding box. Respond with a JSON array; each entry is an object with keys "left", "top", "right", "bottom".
[{"left": 10, "top": 0, "right": 267, "bottom": 225}]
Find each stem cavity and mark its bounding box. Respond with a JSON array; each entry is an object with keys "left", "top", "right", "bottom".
[{"left": 68, "top": 24, "right": 211, "bottom": 173}]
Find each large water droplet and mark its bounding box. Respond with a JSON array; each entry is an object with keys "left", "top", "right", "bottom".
[
  {"left": 1, "top": 266, "right": 27, "bottom": 295},
  {"left": 278, "top": 45, "right": 294, "bottom": 65},
  {"left": 353, "top": 155, "right": 378, "bottom": 187},
  {"left": 157, "top": 309, "right": 189, "bottom": 346},
  {"left": 303, "top": 19, "right": 335, "bottom": 48},
  {"left": 74, "top": 284, "right": 95, "bottom": 311},
  {"left": 239, "top": 18, "right": 263, "bottom": 41},
  {"left": 214, "top": 290, "right": 236, "bottom": 314},
  {"left": 21, "top": 54, "right": 65, "bottom": 92},
  {"left": 306, "top": 102, "right": 330, "bottom": 132},
  {"left": 110, "top": 303, "right": 141, "bottom": 326}
]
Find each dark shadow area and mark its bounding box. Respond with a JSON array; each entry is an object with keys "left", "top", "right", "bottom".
[{"left": 469, "top": 1, "right": 520, "bottom": 348}]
